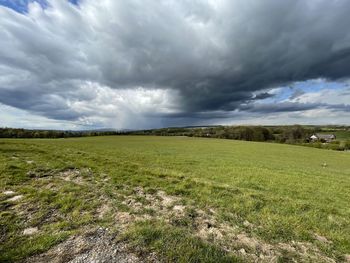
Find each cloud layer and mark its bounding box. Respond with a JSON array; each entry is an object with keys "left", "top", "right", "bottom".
[{"left": 0, "top": 0, "right": 350, "bottom": 128}]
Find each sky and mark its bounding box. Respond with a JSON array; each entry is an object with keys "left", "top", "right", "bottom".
[{"left": 0, "top": 0, "right": 349, "bottom": 130}]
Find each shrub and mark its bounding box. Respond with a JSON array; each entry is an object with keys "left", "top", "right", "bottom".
[{"left": 343, "top": 140, "right": 350, "bottom": 150}]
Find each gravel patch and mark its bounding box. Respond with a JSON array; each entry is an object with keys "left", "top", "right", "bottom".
[{"left": 25, "top": 228, "right": 158, "bottom": 263}]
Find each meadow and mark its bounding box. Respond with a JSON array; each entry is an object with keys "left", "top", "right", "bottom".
[{"left": 1, "top": 136, "right": 350, "bottom": 262}]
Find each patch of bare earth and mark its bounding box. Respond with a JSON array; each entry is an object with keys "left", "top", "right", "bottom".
[
  {"left": 97, "top": 203, "right": 111, "bottom": 219},
  {"left": 25, "top": 228, "right": 157, "bottom": 263},
  {"left": 107, "top": 187, "right": 338, "bottom": 263},
  {"left": 58, "top": 168, "right": 92, "bottom": 185},
  {"left": 28, "top": 167, "right": 93, "bottom": 186}
]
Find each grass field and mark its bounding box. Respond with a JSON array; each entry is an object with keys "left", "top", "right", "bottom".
[{"left": 1, "top": 136, "right": 350, "bottom": 262}]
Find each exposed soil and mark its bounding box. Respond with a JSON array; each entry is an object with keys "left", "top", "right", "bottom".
[
  {"left": 25, "top": 228, "right": 158, "bottom": 263},
  {"left": 108, "top": 186, "right": 338, "bottom": 263},
  {"left": 58, "top": 168, "right": 92, "bottom": 185}
]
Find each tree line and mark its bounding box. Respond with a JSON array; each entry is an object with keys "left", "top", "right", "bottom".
[
  {"left": 0, "top": 128, "right": 121, "bottom": 138},
  {"left": 130, "top": 125, "right": 313, "bottom": 142}
]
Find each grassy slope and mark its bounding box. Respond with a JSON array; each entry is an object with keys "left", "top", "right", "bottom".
[{"left": 1, "top": 136, "right": 350, "bottom": 262}]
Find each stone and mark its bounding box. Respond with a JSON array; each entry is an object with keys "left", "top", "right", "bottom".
[
  {"left": 3, "top": 190, "right": 15, "bottom": 195},
  {"left": 23, "top": 227, "right": 39, "bottom": 235},
  {"left": 8, "top": 195, "right": 23, "bottom": 202}
]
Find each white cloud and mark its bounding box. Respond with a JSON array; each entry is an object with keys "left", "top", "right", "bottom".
[
  {"left": 67, "top": 82, "right": 180, "bottom": 129},
  {"left": 1, "top": 0, "right": 350, "bottom": 128},
  {"left": 290, "top": 87, "right": 350, "bottom": 105}
]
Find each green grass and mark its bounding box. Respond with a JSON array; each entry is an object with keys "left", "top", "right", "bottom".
[
  {"left": 1, "top": 136, "right": 350, "bottom": 262},
  {"left": 124, "top": 220, "right": 242, "bottom": 263}
]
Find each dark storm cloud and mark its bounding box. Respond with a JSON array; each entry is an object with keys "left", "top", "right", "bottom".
[
  {"left": 1, "top": 0, "right": 350, "bottom": 127},
  {"left": 253, "top": 93, "right": 275, "bottom": 100},
  {"left": 329, "top": 103, "right": 350, "bottom": 112},
  {"left": 239, "top": 102, "right": 322, "bottom": 113},
  {"left": 239, "top": 102, "right": 350, "bottom": 114}
]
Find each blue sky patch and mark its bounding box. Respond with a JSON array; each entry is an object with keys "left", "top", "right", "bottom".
[
  {"left": 0, "top": 0, "right": 78, "bottom": 13},
  {"left": 259, "top": 79, "right": 348, "bottom": 104},
  {"left": 0, "top": 0, "right": 47, "bottom": 13}
]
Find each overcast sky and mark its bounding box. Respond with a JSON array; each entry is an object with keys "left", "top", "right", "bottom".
[{"left": 0, "top": 0, "right": 349, "bottom": 130}]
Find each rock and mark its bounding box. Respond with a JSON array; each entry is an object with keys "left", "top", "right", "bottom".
[
  {"left": 344, "top": 254, "right": 350, "bottom": 262},
  {"left": 3, "top": 190, "right": 15, "bottom": 195},
  {"left": 23, "top": 227, "right": 39, "bottom": 235},
  {"left": 239, "top": 248, "right": 246, "bottom": 255},
  {"left": 8, "top": 195, "right": 23, "bottom": 202}
]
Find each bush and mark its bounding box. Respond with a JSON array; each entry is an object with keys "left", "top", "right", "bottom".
[{"left": 343, "top": 140, "right": 350, "bottom": 150}]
